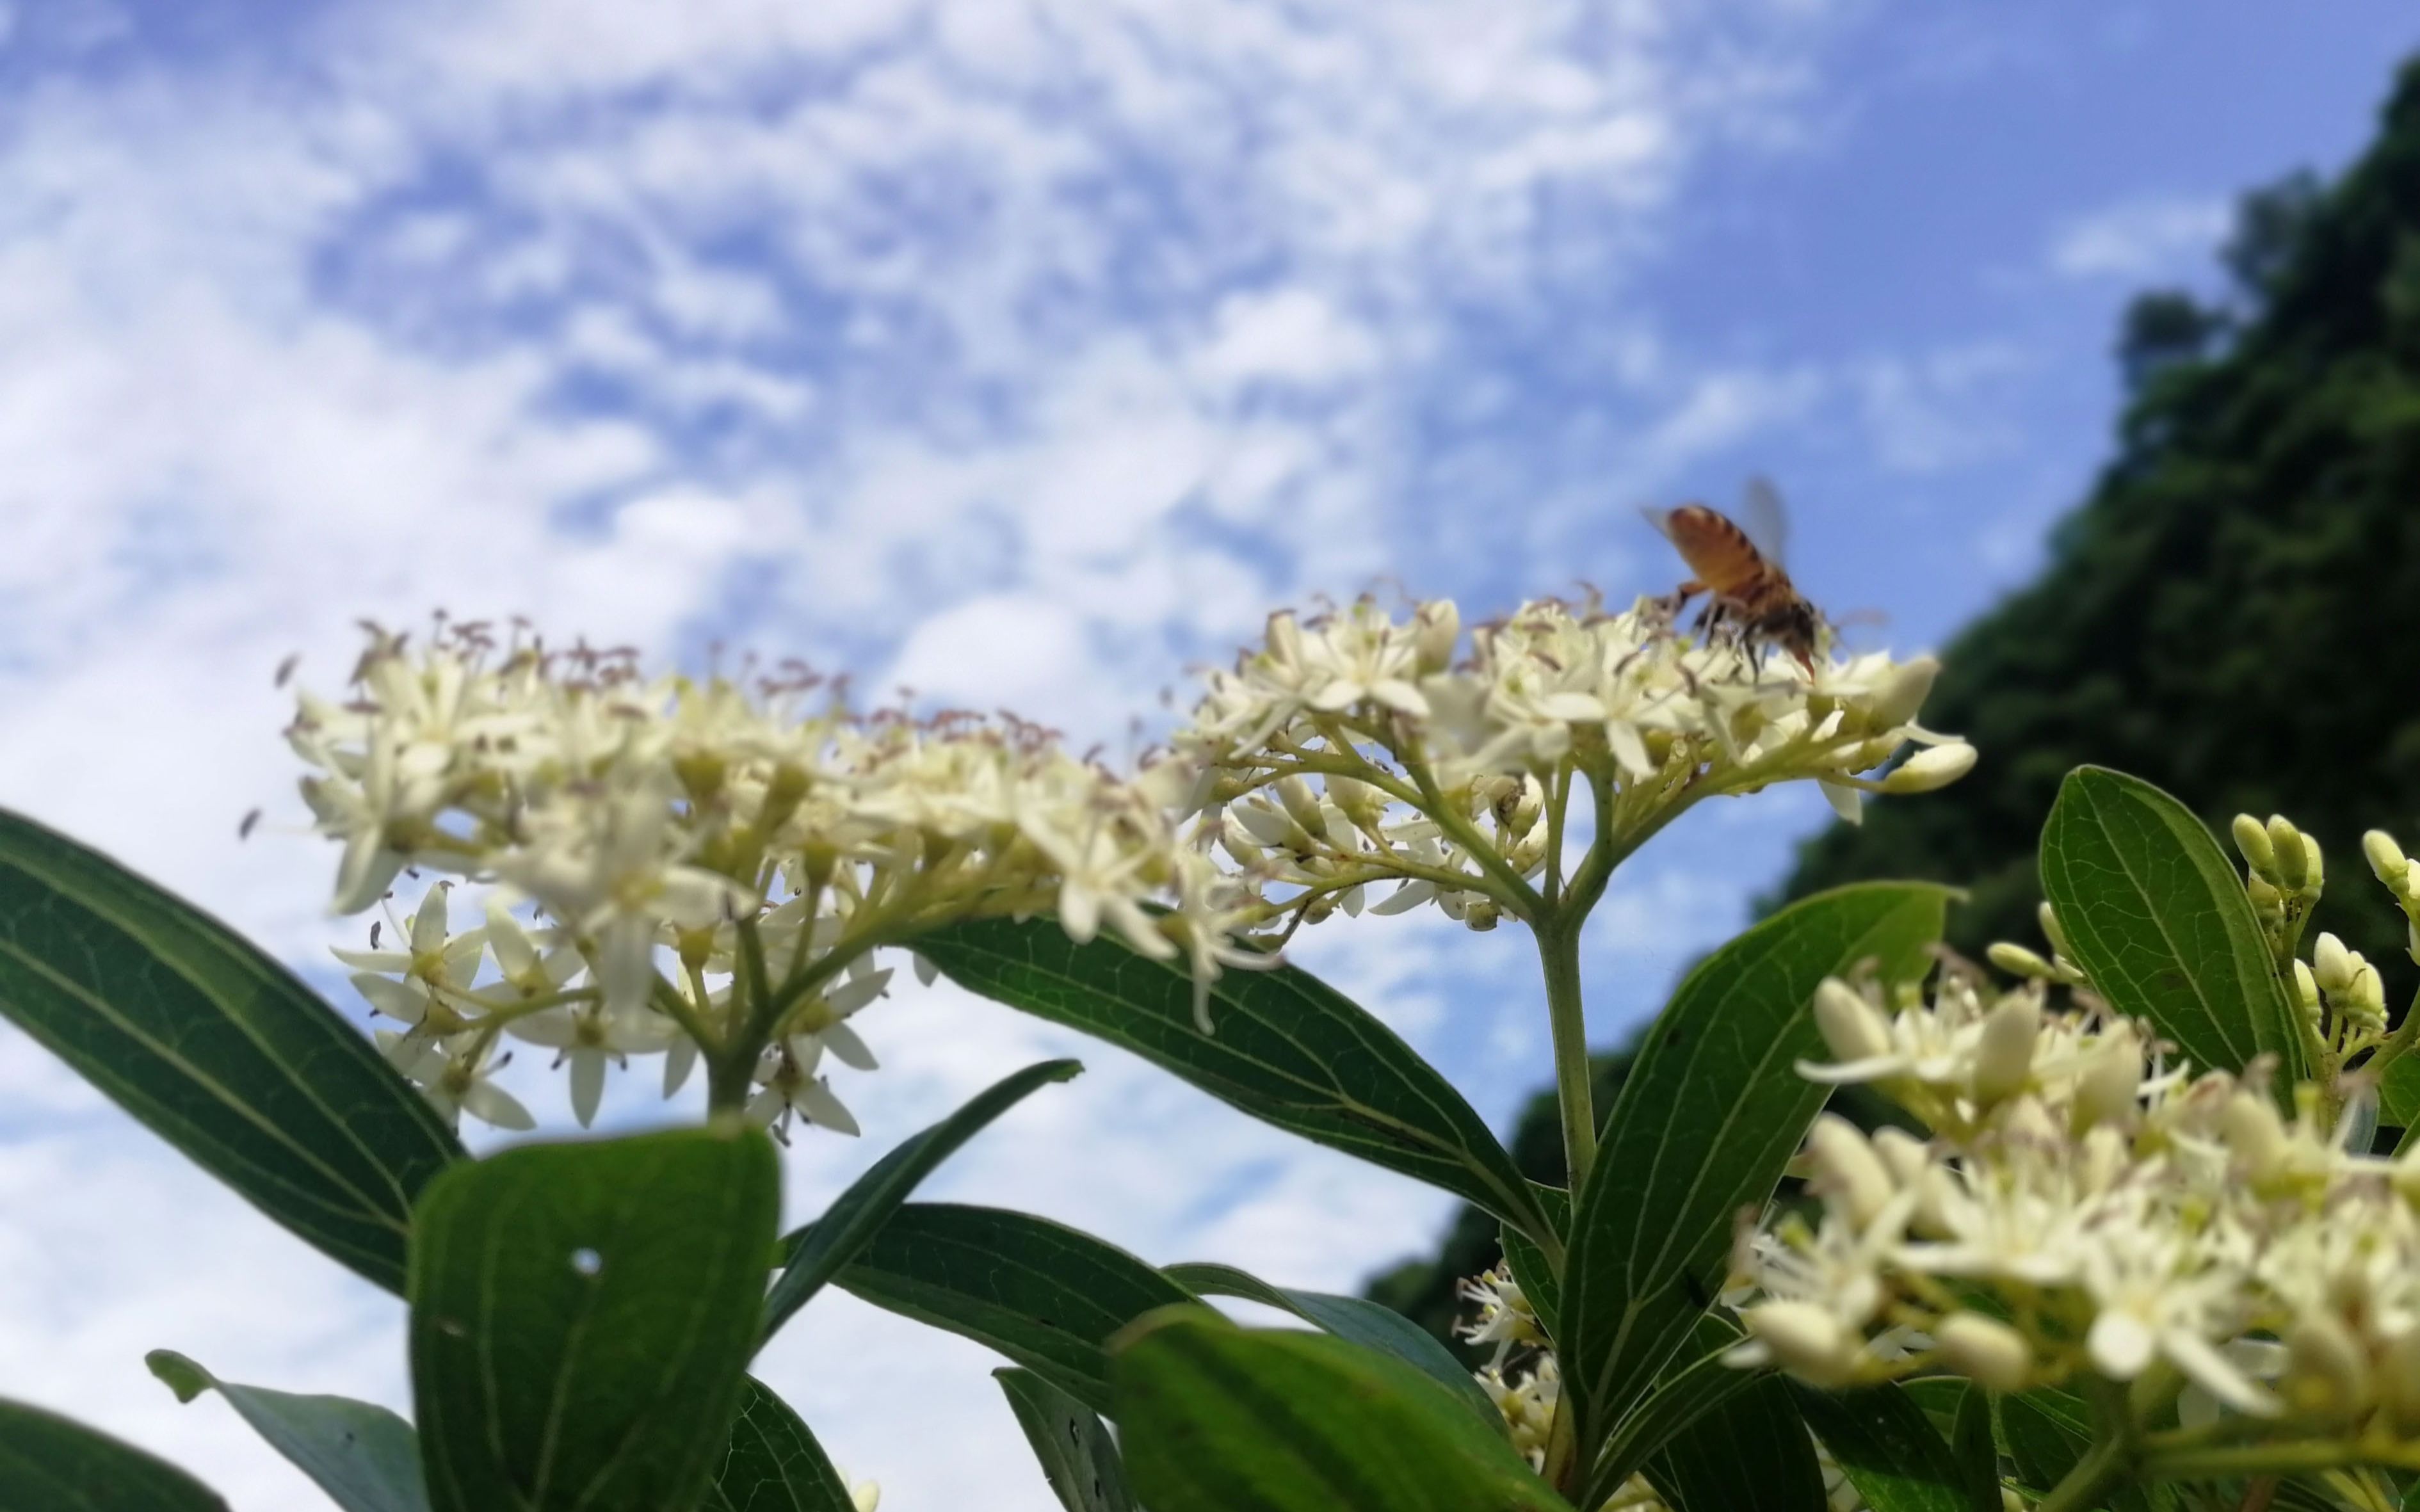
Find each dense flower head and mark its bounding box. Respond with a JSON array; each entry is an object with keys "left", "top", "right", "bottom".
[
  {"left": 1730, "top": 965, "right": 2420, "bottom": 1432},
  {"left": 1174, "top": 593, "right": 1969, "bottom": 931},
  {"left": 291, "top": 618, "right": 1253, "bottom": 1132}
]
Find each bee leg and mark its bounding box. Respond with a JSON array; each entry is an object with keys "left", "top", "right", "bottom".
[{"left": 1658, "top": 581, "right": 1706, "bottom": 620}]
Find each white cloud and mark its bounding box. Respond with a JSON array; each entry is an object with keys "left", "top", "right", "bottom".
[
  {"left": 0, "top": 0, "right": 1875, "bottom": 1504},
  {"left": 2049, "top": 193, "right": 2229, "bottom": 281}
]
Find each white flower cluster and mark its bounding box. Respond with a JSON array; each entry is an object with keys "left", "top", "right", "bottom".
[
  {"left": 1730, "top": 968, "right": 2420, "bottom": 1433},
  {"left": 291, "top": 620, "right": 1250, "bottom": 1132},
  {"left": 1176, "top": 595, "right": 1971, "bottom": 930}
]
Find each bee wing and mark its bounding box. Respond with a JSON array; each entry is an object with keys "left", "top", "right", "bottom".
[{"left": 1740, "top": 476, "right": 1790, "bottom": 568}]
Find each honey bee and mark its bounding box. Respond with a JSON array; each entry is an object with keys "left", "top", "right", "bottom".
[{"left": 1643, "top": 477, "right": 1822, "bottom": 672}]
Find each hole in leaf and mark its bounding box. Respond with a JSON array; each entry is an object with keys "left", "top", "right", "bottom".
[{"left": 570, "top": 1247, "right": 604, "bottom": 1277}]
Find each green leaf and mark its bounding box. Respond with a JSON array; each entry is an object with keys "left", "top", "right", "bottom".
[
  {"left": 762, "top": 1059, "right": 1081, "bottom": 1343},
  {"left": 914, "top": 917, "right": 1553, "bottom": 1246},
  {"left": 0, "top": 1396, "right": 229, "bottom": 1511},
  {"left": 0, "top": 809, "right": 462, "bottom": 1292},
  {"left": 1580, "top": 1315, "right": 1758, "bottom": 1510},
  {"left": 1948, "top": 1385, "right": 2003, "bottom": 1512},
  {"left": 1112, "top": 1310, "right": 1567, "bottom": 1512},
  {"left": 995, "top": 1369, "right": 1136, "bottom": 1512},
  {"left": 2039, "top": 767, "right": 2303, "bottom": 1087},
  {"left": 1561, "top": 883, "right": 1949, "bottom": 1455},
  {"left": 704, "top": 1378, "right": 859, "bottom": 1512},
  {"left": 1643, "top": 1378, "right": 1825, "bottom": 1512},
  {"left": 409, "top": 1126, "right": 780, "bottom": 1512},
  {"left": 145, "top": 1350, "right": 426, "bottom": 1512},
  {"left": 1162, "top": 1260, "right": 1499, "bottom": 1428},
  {"left": 2384, "top": 1058, "right": 2420, "bottom": 1152},
  {"left": 1997, "top": 1391, "right": 2166, "bottom": 1512},
  {"left": 1793, "top": 1383, "right": 1971, "bottom": 1512},
  {"left": 832, "top": 1203, "right": 1195, "bottom": 1417}
]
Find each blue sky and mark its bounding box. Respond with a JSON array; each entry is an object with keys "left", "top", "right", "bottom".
[{"left": 1, "top": 2, "right": 2416, "bottom": 1506}]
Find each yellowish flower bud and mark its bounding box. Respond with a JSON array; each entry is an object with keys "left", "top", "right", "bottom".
[
  {"left": 1880, "top": 742, "right": 1978, "bottom": 794},
  {"left": 2037, "top": 901, "right": 2074, "bottom": 963},
  {"left": 2268, "top": 816, "right": 2307, "bottom": 889},
  {"left": 2233, "top": 813, "right": 2277, "bottom": 876},
  {"left": 2223, "top": 1091, "right": 2291, "bottom": 1178},
  {"left": 1807, "top": 1113, "right": 1897, "bottom": 1230},
  {"left": 1324, "top": 775, "right": 1385, "bottom": 828},
  {"left": 1935, "top": 1312, "right": 2032, "bottom": 1394},
  {"left": 1998, "top": 1094, "right": 2060, "bottom": 1145},
  {"left": 1462, "top": 900, "right": 1502, "bottom": 932},
  {"left": 2367, "top": 830, "right": 2409, "bottom": 891},
  {"left": 1869, "top": 655, "right": 1940, "bottom": 729},
  {"left": 1277, "top": 775, "right": 1326, "bottom": 837},
  {"left": 2301, "top": 832, "right": 2325, "bottom": 893},
  {"left": 2314, "top": 931, "right": 2357, "bottom": 994},
  {"left": 1986, "top": 942, "right": 2056, "bottom": 980},
  {"left": 2073, "top": 1024, "right": 2142, "bottom": 1132},
  {"left": 2346, "top": 963, "right": 2387, "bottom": 1027},
  {"left": 1813, "top": 979, "right": 1892, "bottom": 1065},
  {"left": 2282, "top": 1312, "right": 2370, "bottom": 1424},
  {"left": 1971, "top": 995, "right": 2041, "bottom": 1107},
  {"left": 1871, "top": 1126, "right": 1931, "bottom": 1187},
  {"left": 2289, "top": 958, "right": 2321, "bottom": 1018},
  {"left": 1745, "top": 1301, "right": 1861, "bottom": 1388},
  {"left": 2380, "top": 1328, "right": 2420, "bottom": 1432}
]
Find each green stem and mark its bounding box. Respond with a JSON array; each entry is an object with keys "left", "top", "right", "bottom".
[
  {"left": 1538, "top": 919, "right": 1597, "bottom": 1193},
  {"left": 2035, "top": 1431, "right": 2130, "bottom": 1512}
]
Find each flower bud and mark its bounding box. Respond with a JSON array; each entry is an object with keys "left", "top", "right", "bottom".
[
  {"left": 1232, "top": 798, "right": 1297, "bottom": 848},
  {"left": 1871, "top": 1127, "right": 1932, "bottom": 1188},
  {"left": 2380, "top": 1328, "right": 2420, "bottom": 1431},
  {"left": 2072, "top": 1024, "right": 2142, "bottom": 1132},
  {"left": 2314, "top": 932, "right": 2357, "bottom": 994},
  {"left": 2079, "top": 1123, "right": 2130, "bottom": 1193},
  {"left": 1869, "top": 656, "right": 1940, "bottom": 729},
  {"left": 2246, "top": 874, "right": 2283, "bottom": 915},
  {"left": 2233, "top": 814, "right": 2277, "bottom": 876},
  {"left": 1814, "top": 979, "right": 1892, "bottom": 1065},
  {"left": 2282, "top": 1312, "right": 2371, "bottom": 1424},
  {"left": 1412, "top": 600, "right": 1459, "bottom": 675},
  {"left": 2222, "top": 1091, "right": 2290, "bottom": 1178},
  {"left": 1807, "top": 1114, "right": 1898, "bottom": 1230},
  {"left": 2037, "top": 901, "right": 2074, "bottom": 964},
  {"left": 2290, "top": 958, "right": 2321, "bottom": 1017},
  {"left": 1325, "top": 775, "right": 1385, "bottom": 828},
  {"left": 1462, "top": 901, "right": 1501, "bottom": 932},
  {"left": 2345, "top": 963, "right": 2387, "bottom": 1027},
  {"left": 1277, "top": 775, "right": 1327, "bottom": 837},
  {"left": 2269, "top": 816, "right": 2308, "bottom": 889},
  {"left": 1880, "top": 742, "right": 1977, "bottom": 794},
  {"left": 1987, "top": 942, "right": 2056, "bottom": 980},
  {"left": 1935, "top": 1312, "right": 2031, "bottom": 1394},
  {"left": 1970, "top": 995, "right": 2040, "bottom": 1107},
  {"left": 2301, "top": 832, "right": 2325, "bottom": 894},
  {"left": 2367, "top": 830, "right": 2410, "bottom": 891},
  {"left": 1744, "top": 1301, "right": 1861, "bottom": 1388},
  {"left": 1998, "top": 1094, "right": 2060, "bottom": 1145}
]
